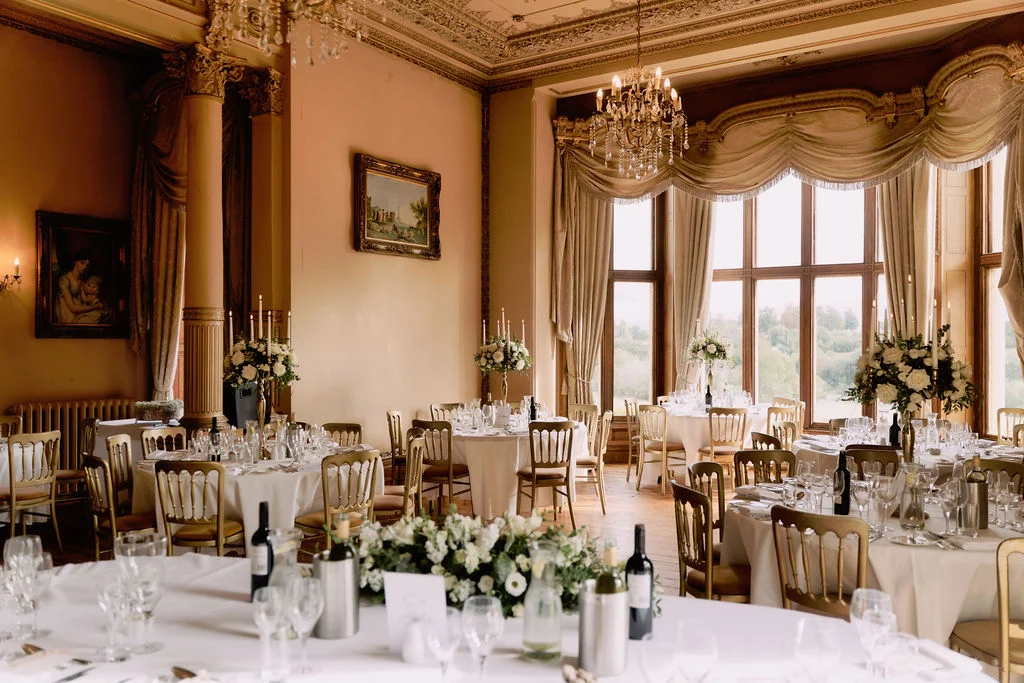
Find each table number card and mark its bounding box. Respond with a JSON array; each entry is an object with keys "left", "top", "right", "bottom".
[{"left": 383, "top": 571, "right": 447, "bottom": 653}]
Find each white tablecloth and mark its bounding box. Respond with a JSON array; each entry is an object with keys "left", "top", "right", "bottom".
[
  {"left": 721, "top": 497, "right": 1024, "bottom": 644},
  {"left": 794, "top": 436, "right": 1024, "bottom": 477},
  {"left": 10, "top": 554, "right": 987, "bottom": 682},
  {"left": 93, "top": 419, "right": 178, "bottom": 466},
  {"left": 132, "top": 448, "right": 385, "bottom": 554},
  {"left": 453, "top": 423, "right": 588, "bottom": 519}
]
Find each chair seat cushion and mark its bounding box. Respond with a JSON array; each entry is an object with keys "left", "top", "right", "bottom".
[
  {"left": 423, "top": 464, "right": 470, "bottom": 480},
  {"left": 517, "top": 470, "right": 568, "bottom": 481},
  {"left": 296, "top": 510, "right": 364, "bottom": 530},
  {"left": 173, "top": 519, "right": 244, "bottom": 542},
  {"left": 373, "top": 494, "right": 406, "bottom": 512},
  {"left": 644, "top": 440, "right": 685, "bottom": 453},
  {"left": 952, "top": 620, "right": 1024, "bottom": 665},
  {"left": 685, "top": 563, "right": 751, "bottom": 596},
  {"left": 56, "top": 469, "right": 86, "bottom": 481},
  {"left": 698, "top": 446, "right": 739, "bottom": 457},
  {"left": 0, "top": 486, "right": 50, "bottom": 502},
  {"left": 576, "top": 455, "right": 599, "bottom": 467},
  {"left": 100, "top": 513, "right": 155, "bottom": 533},
  {"left": 383, "top": 484, "right": 405, "bottom": 497}
]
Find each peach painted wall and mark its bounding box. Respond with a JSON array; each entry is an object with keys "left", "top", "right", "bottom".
[
  {"left": 289, "top": 39, "right": 482, "bottom": 448},
  {"left": 0, "top": 26, "right": 147, "bottom": 409}
]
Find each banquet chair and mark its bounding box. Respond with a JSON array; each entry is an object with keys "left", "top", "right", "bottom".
[
  {"left": 386, "top": 410, "right": 406, "bottom": 485},
  {"left": 767, "top": 406, "right": 797, "bottom": 436},
  {"left": 568, "top": 404, "right": 599, "bottom": 459},
  {"left": 772, "top": 421, "right": 797, "bottom": 451},
  {"left": 56, "top": 417, "right": 93, "bottom": 505},
  {"left": 1, "top": 431, "right": 63, "bottom": 551},
  {"left": 430, "top": 403, "right": 460, "bottom": 421},
  {"left": 576, "top": 410, "right": 611, "bottom": 515},
  {"left": 770, "top": 506, "right": 869, "bottom": 618},
  {"left": 847, "top": 448, "right": 900, "bottom": 479},
  {"left": 322, "top": 422, "right": 362, "bottom": 447},
  {"left": 105, "top": 434, "right": 135, "bottom": 515},
  {"left": 997, "top": 408, "right": 1024, "bottom": 445},
  {"left": 949, "top": 537, "right": 1024, "bottom": 683},
  {"left": 155, "top": 461, "right": 244, "bottom": 556},
  {"left": 698, "top": 408, "right": 747, "bottom": 489},
  {"left": 296, "top": 449, "right": 381, "bottom": 550},
  {"left": 82, "top": 456, "right": 154, "bottom": 561},
  {"left": 517, "top": 421, "right": 576, "bottom": 529},
  {"left": 636, "top": 405, "right": 687, "bottom": 496},
  {"left": 413, "top": 419, "right": 472, "bottom": 516},
  {"left": 0, "top": 415, "right": 22, "bottom": 438},
  {"left": 828, "top": 418, "right": 848, "bottom": 437},
  {"left": 772, "top": 397, "right": 806, "bottom": 435},
  {"left": 671, "top": 480, "right": 750, "bottom": 602},
  {"left": 624, "top": 399, "right": 642, "bottom": 482},
  {"left": 733, "top": 449, "right": 796, "bottom": 487},
  {"left": 750, "top": 432, "right": 782, "bottom": 450},
  {"left": 142, "top": 427, "right": 187, "bottom": 456},
  {"left": 688, "top": 461, "right": 726, "bottom": 549},
  {"left": 977, "top": 460, "right": 1024, "bottom": 497},
  {"left": 374, "top": 433, "right": 425, "bottom": 524},
  {"left": 1015, "top": 424, "right": 1024, "bottom": 449}
]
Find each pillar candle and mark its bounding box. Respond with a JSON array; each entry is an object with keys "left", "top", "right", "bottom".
[
  {"left": 483, "top": 319, "right": 486, "bottom": 344},
  {"left": 695, "top": 318, "right": 701, "bottom": 337},
  {"left": 249, "top": 314, "right": 254, "bottom": 341}
]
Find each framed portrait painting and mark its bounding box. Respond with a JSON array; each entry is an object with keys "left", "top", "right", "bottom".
[
  {"left": 35, "top": 211, "right": 130, "bottom": 339},
  {"left": 354, "top": 153, "right": 441, "bottom": 260}
]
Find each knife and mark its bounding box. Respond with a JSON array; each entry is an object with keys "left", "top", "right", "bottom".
[
  {"left": 53, "top": 667, "right": 94, "bottom": 683},
  {"left": 21, "top": 644, "right": 92, "bottom": 666}
]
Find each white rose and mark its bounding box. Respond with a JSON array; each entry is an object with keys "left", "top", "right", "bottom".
[
  {"left": 707, "top": 343, "right": 717, "bottom": 354},
  {"left": 516, "top": 360, "right": 525, "bottom": 370},
  {"left": 231, "top": 351, "right": 244, "bottom": 366},
  {"left": 478, "top": 575, "right": 494, "bottom": 594},
  {"left": 241, "top": 365, "right": 257, "bottom": 381},
  {"left": 505, "top": 571, "right": 527, "bottom": 597},
  {"left": 875, "top": 383, "right": 898, "bottom": 405},
  {"left": 882, "top": 347, "right": 902, "bottom": 364},
  {"left": 905, "top": 368, "right": 931, "bottom": 392},
  {"left": 273, "top": 362, "right": 286, "bottom": 377},
  {"left": 493, "top": 350, "right": 504, "bottom": 363}
]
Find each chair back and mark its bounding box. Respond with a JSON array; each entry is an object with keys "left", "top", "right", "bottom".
[
  {"left": 430, "top": 403, "right": 460, "bottom": 421},
  {"left": 528, "top": 422, "right": 574, "bottom": 473},
  {"left": 411, "top": 419, "right": 453, "bottom": 468},
  {"left": 708, "top": 408, "right": 746, "bottom": 449},
  {"left": 847, "top": 447, "right": 900, "bottom": 479},
  {"left": 772, "top": 421, "right": 797, "bottom": 450},
  {"left": 767, "top": 406, "right": 797, "bottom": 435},
  {"left": 155, "top": 461, "right": 226, "bottom": 548},
  {"left": 1015, "top": 424, "right": 1024, "bottom": 449},
  {"left": 79, "top": 417, "right": 99, "bottom": 462},
  {"left": 733, "top": 449, "right": 796, "bottom": 487},
  {"left": 321, "top": 450, "right": 380, "bottom": 524},
  {"left": 568, "top": 404, "right": 599, "bottom": 456},
  {"left": 771, "top": 397, "right": 805, "bottom": 434},
  {"left": 105, "top": 434, "right": 134, "bottom": 512},
  {"left": 386, "top": 411, "right": 403, "bottom": 458},
  {"left": 688, "top": 461, "right": 725, "bottom": 540},
  {"left": 978, "top": 460, "right": 1024, "bottom": 497},
  {"left": 624, "top": 399, "right": 641, "bottom": 440},
  {"left": 997, "top": 408, "right": 1024, "bottom": 445},
  {"left": 82, "top": 455, "right": 116, "bottom": 528},
  {"left": 770, "top": 506, "right": 869, "bottom": 618},
  {"left": 7, "top": 431, "right": 60, "bottom": 492},
  {"left": 142, "top": 426, "right": 186, "bottom": 456},
  {"left": 750, "top": 431, "right": 781, "bottom": 450},
  {"left": 828, "top": 418, "right": 848, "bottom": 437},
  {"left": 637, "top": 404, "right": 669, "bottom": 443},
  {"left": 671, "top": 481, "right": 713, "bottom": 598},
  {"left": 402, "top": 435, "right": 426, "bottom": 515},
  {"left": 996, "top": 538, "right": 1024, "bottom": 682},
  {"left": 323, "top": 423, "right": 362, "bottom": 447},
  {"left": 597, "top": 410, "right": 613, "bottom": 462},
  {"left": 0, "top": 415, "right": 22, "bottom": 439}
]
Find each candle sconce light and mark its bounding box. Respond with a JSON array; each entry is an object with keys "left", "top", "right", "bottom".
[{"left": 0, "top": 258, "right": 21, "bottom": 295}]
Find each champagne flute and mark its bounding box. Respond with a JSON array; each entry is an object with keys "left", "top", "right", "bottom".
[
  {"left": 425, "top": 607, "right": 463, "bottom": 680},
  {"left": 462, "top": 595, "right": 504, "bottom": 680},
  {"left": 674, "top": 620, "right": 717, "bottom": 683},
  {"left": 939, "top": 482, "right": 958, "bottom": 535},
  {"left": 287, "top": 578, "right": 325, "bottom": 675}
]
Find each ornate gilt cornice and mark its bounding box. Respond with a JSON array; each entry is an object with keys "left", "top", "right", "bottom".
[
  {"left": 164, "top": 43, "right": 245, "bottom": 98},
  {"left": 242, "top": 68, "right": 284, "bottom": 115}
]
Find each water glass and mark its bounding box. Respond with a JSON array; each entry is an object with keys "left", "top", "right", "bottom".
[
  {"left": 425, "top": 607, "right": 462, "bottom": 680},
  {"left": 851, "top": 480, "right": 872, "bottom": 522},
  {"left": 794, "top": 618, "right": 841, "bottom": 683},
  {"left": 127, "top": 563, "right": 164, "bottom": 654},
  {"left": 253, "top": 586, "right": 288, "bottom": 682},
  {"left": 674, "top": 620, "right": 717, "bottom": 683},
  {"left": 939, "top": 482, "right": 958, "bottom": 535},
  {"left": 462, "top": 595, "right": 504, "bottom": 680},
  {"left": 287, "top": 578, "right": 325, "bottom": 675},
  {"left": 782, "top": 477, "right": 799, "bottom": 508},
  {"left": 640, "top": 633, "right": 675, "bottom": 683},
  {"left": 96, "top": 581, "right": 133, "bottom": 662}
]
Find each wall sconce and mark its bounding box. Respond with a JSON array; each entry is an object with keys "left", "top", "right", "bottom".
[{"left": 0, "top": 258, "right": 22, "bottom": 295}]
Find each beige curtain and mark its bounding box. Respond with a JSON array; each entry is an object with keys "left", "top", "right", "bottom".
[
  {"left": 552, "top": 147, "right": 613, "bottom": 406},
  {"left": 879, "top": 163, "right": 935, "bottom": 337},
  {"left": 130, "top": 77, "right": 187, "bottom": 401},
  {"left": 671, "top": 189, "right": 714, "bottom": 389},
  {"left": 999, "top": 115, "right": 1024, "bottom": 370}
]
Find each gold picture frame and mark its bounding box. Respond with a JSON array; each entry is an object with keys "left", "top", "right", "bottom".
[{"left": 354, "top": 153, "right": 441, "bottom": 260}]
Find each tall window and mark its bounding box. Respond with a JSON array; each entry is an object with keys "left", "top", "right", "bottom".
[
  {"left": 600, "top": 197, "right": 664, "bottom": 413},
  {"left": 709, "top": 176, "right": 884, "bottom": 427}
]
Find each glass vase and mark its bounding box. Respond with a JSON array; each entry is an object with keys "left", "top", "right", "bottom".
[
  {"left": 522, "top": 540, "right": 562, "bottom": 662},
  {"left": 900, "top": 463, "right": 926, "bottom": 531}
]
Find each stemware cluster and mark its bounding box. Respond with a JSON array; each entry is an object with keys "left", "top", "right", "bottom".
[
  {"left": 850, "top": 589, "right": 900, "bottom": 678},
  {"left": 640, "top": 620, "right": 717, "bottom": 683},
  {"left": 0, "top": 536, "right": 53, "bottom": 648},
  {"left": 99, "top": 531, "right": 168, "bottom": 662},
  {"left": 252, "top": 577, "right": 325, "bottom": 679}
]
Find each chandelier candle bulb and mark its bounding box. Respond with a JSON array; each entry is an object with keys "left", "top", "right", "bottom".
[{"left": 13, "top": 258, "right": 18, "bottom": 277}]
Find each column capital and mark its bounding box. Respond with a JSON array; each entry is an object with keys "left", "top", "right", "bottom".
[
  {"left": 243, "top": 68, "right": 284, "bottom": 116},
  {"left": 165, "top": 43, "right": 245, "bottom": 99}
]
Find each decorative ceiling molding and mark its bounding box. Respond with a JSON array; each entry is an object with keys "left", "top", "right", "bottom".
[{"left": 0, "top": 2, "right": 160, "bottom": 58}]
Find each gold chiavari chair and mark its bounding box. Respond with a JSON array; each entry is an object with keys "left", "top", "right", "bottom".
[
  {"left": 847, "top": 447, "right": 900, "bottom": 479},
  {"left": 767, "top": 405, "right": 797, "bottom": 436},
  {"left": 430, "top": 403, "right": 461, "bottom": 421},
  {"left": 977, "top": 460, "right": 1024, "bottom": 497},
  {"left": 576, "top": 410, "right": 611, "bottom": 515},
  {"left": 750, "top": 431, "right": 782, "bottom": 450},
  {"left": 517, "top": 421, "right": 576, "bottom": 529},
  {"left": 672, "top": 480, "right": 750, "bottom": 601},
  {"left": 105, "top": 434, "right": 135, "bottom": 515},
  {"left": 0, "top": 416, "right": 22, "bottom": 439},
  {"left": 2, "top": 431, "right": 62, "bottom": 550},
  {"left": 57, "top": 417, "right": 93, "bottom": 504},
  {"left": 322, "top": 422, "right": 362, "bottom": 447},
  {"left": 698, "top": 408, "right": 747, "bottom": 488},
  {"left": 772, "top": 397, "right": 806, "bottom": 435},
  {"left": 1015, "top": 424, "right": 1024, "bottom": 449},
  {"left": 637, "top": 405, "right": 687, "bottom": 496},
  {"left": 82, "top": 456, "right": 154, "bottom": 561},
  {"left": 997, "top": 409, "right": 1024, "bottom": 445},
  {"left": 155, "top": 461, "right": 244, "bottom": 556},
  {"left": 624, "top": 399, "right": 642, "bottom": 482},
  {"left": 141, "top": 426, "right": 187, "bottom": 457},
  {"left": 567, "top": 404, "right": 599, "bottom": 457},
  {"left": 374, "top": 434, "right": 425, "bottom": 524},
  {"left": 773, "top": 421, "right": 797, "bottom": 451},
  {"left": 413, "top": 419, "right": 472, "bottom": 516},
  {"left": 950, "top": 538, "right": 1024, "bottom": 683},
  {"left": 688, "top": 461, "right": 726, "bottom": 548},
  {"left": 386, "top": 410, "right": 406, "bottom": 485},
  {"left": 296, "top": 449, "right": 380, "bottom": 550},
  {"left": 770, "top": 506, "right": 869, "bottom": 618},
  {"left": 828, "top": 418, "right": 848, "bottom": 437},
  {"left": 733, "top": 449, "right": 796, "bottom": 487}
]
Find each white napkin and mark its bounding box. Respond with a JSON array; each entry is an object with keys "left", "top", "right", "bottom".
[
  {"left": 3, "top": 651, "right": 92, "bottom": 682},
  {"left": 733, "top": 485, "right": 761, "bottom": 501}
]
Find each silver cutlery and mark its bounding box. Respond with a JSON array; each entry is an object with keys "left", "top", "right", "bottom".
[{"left": 53, "top": 668, "right": 94, "bottom": 683}]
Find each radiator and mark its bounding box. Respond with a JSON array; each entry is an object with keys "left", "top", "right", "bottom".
[{"left": 6, "top": 399, "right": 135, "bottom": 471}]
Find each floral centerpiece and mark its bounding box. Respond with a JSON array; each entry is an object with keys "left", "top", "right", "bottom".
[
  {"left": 223, "top": 338, "right": 299, "bottom": 424},
  {"left": 357, "top": 511, "right": 602, "bottom": 617},
  {"left": 474, "top": 333, "right": 532, "bottom": 403},
  {"left": 688, "top": 329, "right": 730, "bottom": 393}
]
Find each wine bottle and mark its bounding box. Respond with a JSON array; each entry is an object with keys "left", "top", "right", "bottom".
[
  {"left": 888, "top": 413, "right": 900, "bottom": 448},
  {"left": 209, "top": 418, "right": 221, "bottom": 462},
  {"left": 625, "top": 524, "right": 653, "bottom": 640},
  {"left": 833, "top": 450, "right": 851, "bottom": 515},
  {"left": 328, "top": 513, "right": 355, "bottom": 562},
  {"left": 250, "top": 501, "right": 271, "bottom": 600},
  {"left": 705, "top": 384, "right": 713, "bottom": 413},
  {"left": 529, "top": 396, "right": 538, "bottom": 421},
  {"left": 595, "top": 540, "right": 626, "bottom": 594}
]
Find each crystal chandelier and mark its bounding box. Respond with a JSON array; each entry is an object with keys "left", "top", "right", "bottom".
[{"left": 590, "top": 0, "right": 687, "bottom": 180}]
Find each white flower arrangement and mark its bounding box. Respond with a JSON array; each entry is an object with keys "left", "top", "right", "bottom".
[
  {"left": 223, "top": 338, "right": 300, "bottom": 387},
  {"left": 844, "top": 325, "right": 974, "bottom": 414},
  {"left": 688, "top": 329, "right": 730, "bottom": 364},
  {"left": 357, "top": 510, "right": 602, "bottom": 616},
  {"left": 474, "top": 334, "right": 532, "bottom": 375}
]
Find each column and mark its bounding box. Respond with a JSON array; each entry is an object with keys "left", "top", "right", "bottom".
[{"left": 174, "top": 44, "right": 243, "bottom": 428}]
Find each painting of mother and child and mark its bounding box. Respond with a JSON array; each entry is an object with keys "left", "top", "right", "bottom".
[{"left": 36, "top": 211, "right": 129, "bottom": 338}]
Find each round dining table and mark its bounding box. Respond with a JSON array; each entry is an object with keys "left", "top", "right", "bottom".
[{"left": 9, "top": 553, "right": 988, "bottom": 682}]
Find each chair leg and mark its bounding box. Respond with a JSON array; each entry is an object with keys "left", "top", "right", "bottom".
[
  {"left": 597, "top": 467, "right": 606, "bottom": 516},
  {"left": 51, "top": 504, "right": 64, "bottom": 553},
  {"left": 636, "top": 453, "right": 645, "bottom": 491},
  {"left": 625, "top": 444, "right": 634, "bottom": 482},
  {"left": 566, "top": 484, "right": 577, "bottom": 530},
  {"left": 661, "top": 453, "right": 668, "bottom": 496},
  {"left": 516, "top": 479, "right": 523, "bottom": 515}
]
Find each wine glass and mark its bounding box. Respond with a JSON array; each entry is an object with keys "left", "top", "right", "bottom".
[
  {"left": 856, "top": 609, "right": 899, "bottom": 677},
  {"left": 22, "top": 552, "right": 52, "bottom": 638},
  {"left": 939, "top": 482, "right": 958, "bottom": 535},
  {"left": 794, "top": 618, "right": 841, "bottom": 683},
  {"left": 253, "top": 586, "right": 288, "bottom": 681},
  {"left": 462, "top": 595, "right": 504, "bottom": 680},
  {"left": 919, "top": 462, "right": 939, "bottom": 503},
  {"left": 674, "top": 620, "right": 717, "bottom": 683},
  {"left": 3, "top": 536, "right": 41, "bottom": 573},
  {"left": 96, "top": 581, "right": 132, "bottom": 662},
  {"left": 425, "top": 607, "right": 463, "bottom": 680},
  {"left": 851, "top": 480, "right": 872, "bottom": 523},
  {"left": 640, "top": 633, "right": 676, "bottom": 683},
  {"left": 287, "top": 578, "right": 325, "bottom": 675},
  {"left": 127, "top": 563, "right": 164, "bottom": 654}
]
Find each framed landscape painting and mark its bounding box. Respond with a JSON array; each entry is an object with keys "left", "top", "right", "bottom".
[
  {"left": 354, "top": 153, "right": 441, "bottom": 260},
  {"left": 35, "top": 211, "right": 130, "bottom": 339}
]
